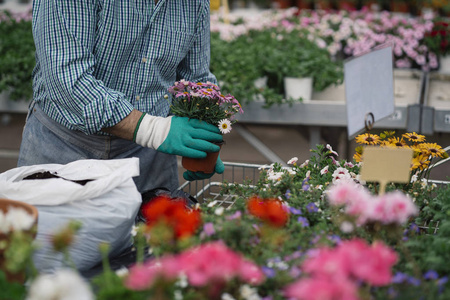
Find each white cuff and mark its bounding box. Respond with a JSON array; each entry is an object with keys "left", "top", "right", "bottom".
[{"left": 135, "top": 114, "right": 172, "bottom": 149}]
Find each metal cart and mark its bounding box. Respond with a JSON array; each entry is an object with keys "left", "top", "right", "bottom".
[
  {"left": 177, "top": 162, "right": 269, "bottom": 207},
  {"left": 178, "top": 154, "right": 449, "bottom": 233}
]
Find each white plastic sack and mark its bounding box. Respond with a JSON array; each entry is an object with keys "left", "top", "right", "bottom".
[{"left": 0, "top": 158, "right": 142, "bottom": 273}]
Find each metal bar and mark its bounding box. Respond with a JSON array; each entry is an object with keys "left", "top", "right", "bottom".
[
  {"left": 234, "top": 125, "right": 288, "bottom": 167},
  {"left": 0, "top": 149, "right": 20, "bottom": 159}
]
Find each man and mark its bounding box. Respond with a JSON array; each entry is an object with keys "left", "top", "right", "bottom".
[{"left": 18, "top": 0, "right": 224, "bottom": 193}]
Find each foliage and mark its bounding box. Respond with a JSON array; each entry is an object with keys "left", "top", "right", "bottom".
[
  {"left": 424, "top": 18, "right": 450, "bottom": 57},
  {"left": 210, "top": 27, "right": 344, "bottom": 107},
  {"left": 0, "top": 10, "right": 34, "bottom": 101}
]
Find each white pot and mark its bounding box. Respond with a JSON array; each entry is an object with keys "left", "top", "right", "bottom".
[
  {"left": 284, "top": 77, "right": 313, "bottom": 101},
  {"left": 253, "top": 76, "right": 268, "bottom": 102},
  {"left": 440, "top": 55, "right": 450, "bottom": 74}
]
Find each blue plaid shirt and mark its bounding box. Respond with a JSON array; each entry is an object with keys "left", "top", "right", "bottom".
[{"left": 31, "top": 0, "right": 216, "bottom": 135}]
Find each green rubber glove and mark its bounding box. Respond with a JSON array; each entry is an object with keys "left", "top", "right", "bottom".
[
  {"left": 183, "top": 156, "right": 225, "bottom": 181},
  {"left": 135, "top": 115, "right": 223, "bottom": 158}
]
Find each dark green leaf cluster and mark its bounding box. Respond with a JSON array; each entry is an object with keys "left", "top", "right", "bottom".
[{"left": 0, "top": 11, "right": 34, "bottom": 101}]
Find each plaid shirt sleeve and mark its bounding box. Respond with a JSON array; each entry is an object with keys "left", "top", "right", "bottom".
[{"left": 32, "top": 0, "right": 134, "bottom": 135}]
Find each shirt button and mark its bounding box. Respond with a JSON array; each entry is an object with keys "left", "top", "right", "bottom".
[
  {"left": 142, "top": 57, "right": 147, "bottom": 63},
  {"left": 136, "top": 95, "right": 141, "bottom": 101}
]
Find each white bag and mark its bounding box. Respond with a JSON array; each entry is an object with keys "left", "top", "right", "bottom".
[{"left": 0, "top": 158, "right": 142, "bottom": 273}]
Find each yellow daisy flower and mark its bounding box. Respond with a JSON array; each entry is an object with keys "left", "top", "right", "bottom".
[
  {"left": 355, "top": 133, "right": 380, "bottom": 145},
  {"left": 422, "top": 143, "right": 446, "bottom": 158},
  {"left": 411, "top": 154, "right": 431, "bottom": 171},
  {"left": 353, "top": 152, "right": 362, "bottom": 163},
  {"left": 388, "top": 137, "right": 408, "bottom": 148},
  {"left": 402, "top": 132, "right": 426, "bottom": 143}
]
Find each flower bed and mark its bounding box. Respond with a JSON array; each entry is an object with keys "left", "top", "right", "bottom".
[{"left": 5, "top": 132, "right": 450, "bottom": 300}]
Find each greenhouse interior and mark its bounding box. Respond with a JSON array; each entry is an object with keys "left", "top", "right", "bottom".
[{"left": 1, "top": 0, "right": 450, "bottom": 299}]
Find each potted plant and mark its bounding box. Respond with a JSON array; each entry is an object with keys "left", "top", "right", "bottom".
[
  {"left": 424, "top": 18, "right": 450, "bottom": 73},
  {"left": 261, "top": 29, "right": 344, "bottom": 102},
  {"left": 167, "top": 80, "right": 243, "bottom": 173}
]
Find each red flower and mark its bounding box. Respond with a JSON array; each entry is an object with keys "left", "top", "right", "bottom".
[
  {"left": 247, "top": 196, "right": 289, "bottom": 227},
  {"left": 142, "top": 195, "right": 201, "bottom": 239}
]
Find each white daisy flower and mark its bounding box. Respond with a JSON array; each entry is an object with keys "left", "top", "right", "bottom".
[
  {"left": 218, "top": 119, "right": 232, "bottom": 134},
  {"left": 287, "top": 157, "right": 298, "bottom": 165}
]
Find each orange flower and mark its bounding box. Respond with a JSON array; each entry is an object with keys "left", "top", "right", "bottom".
[
  {"left": 142, "top": 195, "right": 201, "bottom": 239},
  {"left": 247, "top": 196, "right": 289, "bottom": 227}
]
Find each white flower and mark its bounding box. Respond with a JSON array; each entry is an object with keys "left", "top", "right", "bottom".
[
  {"left": 215, "top": 207, "right": 225, "bottom": 216},
  {"left": 218, "top": 119, "right": 232, "bottom": 134},
  {"left": 115, "top": 267, "right": 129, "bottom": 278},
  {"left": 5, "top": 207, "right": 35, "bottom": 232},
  {"left": 300, "top": 160, "right": 309, "bottom": 168},
  {"left": 410, "top": 174, "right": 418, "bottom": 183},
  {"left": 340, "top": 221, "right": 354, "bottom": 233},
  {"left": 240, "top": 284, "right": 261, "bottom": 300},
  {"left": 305, "top": 170, "right": 311, "bottom": 179},
  {"left": 27, "top": 269, "right": 94, "bottom": 300},
  {"left": 420, "top": 178, "right": 428, "bottom": 188},
  {"left": 326, "top": 144, "right": 338, "bottom": 157},
  {"left": 131, "top": 225, "right": 138, "bottom": 237},
  {"left": 320, "top": 165, "right": 329, "bottom": 175},
  {"left": 176, "top": 273, "right": 188, "bottom": 288},
  {"left": 332, "top": 167, "right": 352, "bottom": 184},
  {"left": 287, "top": 157, "right": 298, "bottom": 165},
  {"left": 222, "top": 293, "right": 236, "bottom": 300},
  {"left": 174, "top": 290, "right": 183, "bottom": 300}
]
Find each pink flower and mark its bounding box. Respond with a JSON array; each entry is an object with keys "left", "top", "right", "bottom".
[
  {"left": 369, "top": 192, "right": 418, "bottom": 225},
  {"left": 339, "top": 239, "right": 398, "bottom": 286},
  {"left": 284, "top": 276, "right": 359, "bottom": 300},
  {"left": 202, "top": 222, "right": 216, "bottom": 237},
  {"left": 125, "top": 262, "right": 165, "bottom": 290},
  {"left": 126, "top": 242, "right": 264, "bottom": 291},
  {"left": 326, "top": 180, "right": 368, "bottom": 206},
  {"left": 302, "top": 248, "right": 351, "bottom": 279},
  {"left": 177, "top": 241, "right": 264, "bottom": 286}
]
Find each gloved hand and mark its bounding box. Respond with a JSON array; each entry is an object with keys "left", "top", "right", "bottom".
[
  {"left": 183, "top": 155, "right": 225, "bottom": 181},
  {"left": 135, "top": 114, "right": 223, "bottom": 158}
]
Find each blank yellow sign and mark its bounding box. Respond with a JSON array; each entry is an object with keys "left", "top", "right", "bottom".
[{"left": 360, "top": 146, "right": 413, "bottom": 194}]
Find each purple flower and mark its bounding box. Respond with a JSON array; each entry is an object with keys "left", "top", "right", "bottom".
[
  {"left": 306, "top": 202, "right": 318, "bottom": 213},
  {"left": 285, "top": 189, "right": 292, "bottom": 199},
  {"left": 328, "top": 234, "right": 341, "bottom": 245},
  {"left": 261, "top": 266, "right": 276, "bottom": 278},
  {"left": 202, "top": 222, "right": 215, "bottom": 237},
  {"left": 438, "top": 276, "right": 448, "bottom": 286},
  {"left": 409, "top": 223, "right": 419, "bottom": 233},
  {"left": 424, "top": 270, "right": 439, "bottom": 280},
  {"left": 289, "top": 207, "right": 302, "bottom": 215},
  {"left": 407, "top": 277, "right": 421, "bottom": 286},
  {"left": 297, "top": 217, "right": 310, "bottom": 228},
  {"left": 289, "top": 266, "right": 302, "bottom": 278},
  {"left": 226, "top": 210, "right": 242, "bottom": 220},
  {"left": 302, "top": 179, "right": 310, "bottom": 191},
  {"left": 392, "top": 272, "right": 408, "bottom": 284}
]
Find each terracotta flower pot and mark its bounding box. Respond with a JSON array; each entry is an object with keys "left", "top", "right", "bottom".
[
  {"left": 182, "top": 142, "right": 224, "bottom": 174},
  {"left": 0, "top": 198, "right": 38, "bottom": 283}
]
